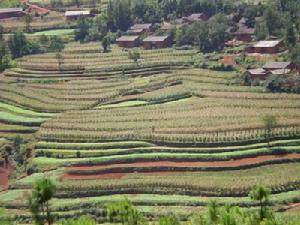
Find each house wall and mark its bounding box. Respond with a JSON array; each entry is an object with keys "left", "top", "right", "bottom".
[
  {"left": 117, "top": 40, "right": 138, "bottom": 48},
  {"left": 143, "top": 41, "right": 169, "bottom": 49},
  {"left": 236, "top": 34, "right": 252, "bottom": 42},
  {"left": 248, "top": 41, "right": 284, "bottom": 54},
  {"left": 143, "top": 37, "right": 172, "bottom": 50},
  {"left": 0, "top": 11, "right": 25, "bottom": 19},
  {"left": 249, "top": 73, "right": 269, "bottom": 80}
]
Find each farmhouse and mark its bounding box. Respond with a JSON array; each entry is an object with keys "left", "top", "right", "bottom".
[
  {"left": 116, "top": 35, "right": 140, "bottom": 48},
  {"left": 245, "top": 68, "right": 271, "bottom": 80},
  {"left": 142, "top": 35, "right": 172, "bottom": 49},
  {"left": 65, "top": 10, "right": 91, "bottom": 20},
  {"left": 26, "top": 4, "right": 50, "bottom": 16},
  {"left": 128, "top": 23, "right": 153, "bottom": 35},
  {"left": 182, "top": 13, "right": 209, "bottom": 24},
  {"left": 234, "top": 25, "right": 254, "bottom": 42},
  {"left": 0, "top": 8, "right": 26, "bottom": 19},
  {"left": 263, "top": 62, "right": 295, "bottom": 72},
  {"left": 247, "top": 40, "right": 284, "bottom": 54}
]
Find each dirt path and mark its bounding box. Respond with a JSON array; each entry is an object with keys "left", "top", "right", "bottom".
[
  {"left": 64, "top": 153, "right": 300, "bottom": 180},
  {"left": 0, "top": 165, "right": 12, "bottom": 190}
]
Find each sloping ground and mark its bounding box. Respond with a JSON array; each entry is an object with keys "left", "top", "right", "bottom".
[
  {"left": 63, "top": 153, "right": 300, "bottom": 177},
  {"left": 0, "top": 163, "right": 13, "bottom": 191},
  {"left": 0, "top": 43, "right": 300, "bottom": 221}
]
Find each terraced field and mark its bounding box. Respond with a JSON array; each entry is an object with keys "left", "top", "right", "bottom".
[{"left": 0, "top": 42, "right": 299, "bottom": 221}]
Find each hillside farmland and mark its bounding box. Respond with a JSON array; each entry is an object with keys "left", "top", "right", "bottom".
[{"left": 0, "top": 41, "right": 299, "bottom": 221}]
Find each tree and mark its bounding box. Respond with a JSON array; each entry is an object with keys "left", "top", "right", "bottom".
[
  {"left": 249, "top": 186, "right": 271, "bottom": 221},
  {"left": 158, "top": 214, "right": 180, "bottom": 225},
  {"left": 61, "top": 216, "right": 96, "bottom": 225},
  {"left": 75, "top": 17, "right": 90, "bottom": 42},
  {"left": 101, "top": 35, "right": 110, "bottom": 52},
  {"left": 0, "top": 208, "right": 12, "bottom": 225},
  {"left": 49, "top": 36, "right": 65, "bottom": 52},
  {"left": 255, "top": 21, "right": 268, "bottom": 41},
  {"left": 208, "top": 200, "right": 219, "bottom": 224},
  {"left": 289, "top": 44, "right": 300, "bottom": 68},
  {"left": 107, "top": 199, "right": 147, "bottom": 225},
  {"left": 128, "top": 49, "right": 141, "bottom": 64},
  {"left": 8, "top": 30, "right": 28, "bottom": 58},
  {"left": 24, "top": 14, "right": 33, "bottom": 33},
  {"left": 0, "top": 25, "right": 4, "bottom": 41},
  {"left": 28, "top": 178, "right": 56, "bottom": 225},
  {"left": 55, "top": 52, "right": 64, "bottom": 71},
  {"left": 262, "top": 115, "right": 277, "bottom": 146},
  {"left": 72, "top": 0, "right": 80, "bottom": 8},
  {"left": 286, "top": 24, "right": 297, "bottom": 48}
]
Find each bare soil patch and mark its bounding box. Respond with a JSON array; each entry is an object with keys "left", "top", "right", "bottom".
[{"left": 63, "top": 153, "right": 300, "bottom": 180}]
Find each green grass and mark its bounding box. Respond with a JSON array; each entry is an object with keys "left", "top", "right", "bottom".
[
  {"left": 32, "top": 146, "right": 300, "bottom": 167},
  {"left": 28, "top": 29, "right": 75, "bottom": 36},
  {"left": 0, "top": 111, "right": 48, "bottom": 124},
  {"left": 97, "top": 100, "right": 149, "bottom": 109},
  {"left": 0, "top": 102, "right": 55, "bottom": 117},
  {"left": 35, "top": 141, "right": 155, "bottom": 150},
  {"left": 50, "top": 190, "right": 300, "bottom": 209},
  {"left": 0, "top": 190, "right": 25, "bottom": 202},
  {"left": 35, "top": 145, "right": 300, "bottom": 159}
]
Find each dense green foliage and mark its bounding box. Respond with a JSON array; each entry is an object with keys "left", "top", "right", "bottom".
[{"left": 28, "top": 178, "right": 56, "bottom": 225}]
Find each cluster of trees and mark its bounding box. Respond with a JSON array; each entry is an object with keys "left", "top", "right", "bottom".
[
  {"left": 74, "top": 0, "right": 299, "bottom": 54},
  {"left": 266, "top": 74, "right": 300, "bottom": 94},
  {"left": 0, "top": 136, "right": 35, "bottom": 179},
  {"left": 0, "top": 25, "right": 65, "bottom": 72},
  {"left": 105, "top": 0, "right": 251, "bottom": 32},
  {"left": 250, "top": 1, "right": 299, "bottom": 48},
  {"left": 175, "top": 13, "right": 229, "bottom": 53},
  {"left": 1, "top": 177, "right": 299, "bottom": 225}
]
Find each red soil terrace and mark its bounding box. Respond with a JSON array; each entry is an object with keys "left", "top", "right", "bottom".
[
  {"left": 0, "top": 164, "right": 12, "bottom": 190},
  {"left": 63, "top": 153, "right": 300, "bottom": 180}
]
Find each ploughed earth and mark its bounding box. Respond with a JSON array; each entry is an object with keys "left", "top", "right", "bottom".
[{"left": 62, "top": 153, "right": 300, "bottom": 180}]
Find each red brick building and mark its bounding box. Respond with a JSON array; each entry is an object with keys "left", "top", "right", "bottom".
[
  {"left": 247, "top": 40, "right": 284, "bottom": 54},
  {"left": 0, "top": 8, "right": 25, "bottom": 19},
  {"left": 142, "top": 35, "right": 172, "bottom": 49},
  {"left": 116, "top": 35, "right": 140, "bottom": 48}
]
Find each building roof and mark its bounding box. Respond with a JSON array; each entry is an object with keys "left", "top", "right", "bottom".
[
  {"left": 143, "top": 35, "right": 169, "bottom": 42},
  {"left": 263, "top": 62, "right": 292, "bottom": 69},
  {"left": 185, "top": 13, "right": 207, "bottom": 21},
  {"left": 116, "top": 35, "right": 139, "bottom": 42},
  {"left": 234, "top": 24, "right": 255, "bottom": 35},
  {"left": 247, "top": 68, "right": 269, "bottom": 75},
  {"left": 65, "top": 10, "right": 90, "bottom": 16},
  {"left": 253, "top": 40, "right": 281, "bottom": 48},
  {"left": 0, "top": 8, "right": 23, "bottom": 13},
  {"left": 270, "top": 69, "right": 291, "bottom": 75},
  {"left": 127, "top": 28, "right": 145, "bottom": 34},
  {"left": 129, "top": 23, "right": 152, "bottom": 30}
]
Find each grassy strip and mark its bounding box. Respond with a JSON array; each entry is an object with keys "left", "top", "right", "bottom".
[
  {"left": 96, "top": 100, "right": 149, "bottom": 109},
  {"left": 49, "top": 191, "right": 300, "bottom": 210},
  {"left": 28, "top": 29, "right": 75, "bottom": 36},
  {"left": 0, "top": 102, "right": 55, "bottom": 117},
  {"left": 35, "top": 144, "right": 300, "bottom": 159},
  {"left": 35, "top": 141, "right": 155, "bottom": 150},
  {"left": 33, "top": 147, "right": 300, "bottom": 166},
  {"left": 0, "top": 111, "right": 48, "bottom": 125}
]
